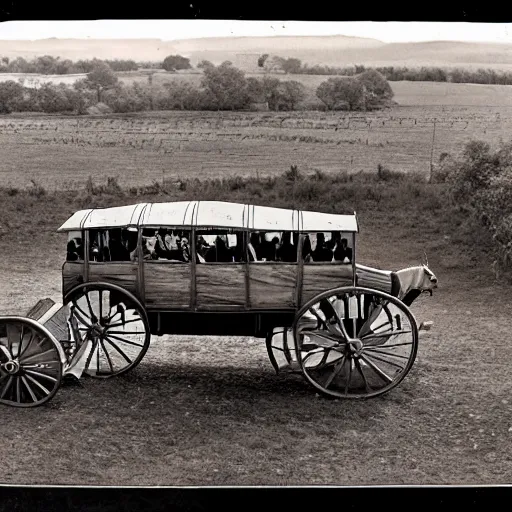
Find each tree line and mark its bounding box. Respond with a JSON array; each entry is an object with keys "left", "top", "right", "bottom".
[
  {"left": 0, "top": 60, "right": 393, "bottom": 114},
  {"left": 0, "top": 55, "right": 194, "bottom": 75},
  {"left": 3, "top": 53, "right": 512, "bottom": 87},
  {"left": 258, "top": 55, "right": 512, "bottom": 85}
]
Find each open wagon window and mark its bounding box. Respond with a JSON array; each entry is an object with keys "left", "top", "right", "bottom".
[
  {"left": 66, "top": 231, "right": 84, "bottom": 261},
  {"left": 302, "top": 231, "right": 353, "bottom": 264},
  {"left": 88, "top": 228, "right": 138, "bottom": 262},
  {"left": 140, "top": 228, "right": 192, "bottom": 263},
  {"left": 195, "top": 229, "right": 245, "bottom": 263},
  {"left": 248, "top": 231, "right": 299, "bottom": 263}
]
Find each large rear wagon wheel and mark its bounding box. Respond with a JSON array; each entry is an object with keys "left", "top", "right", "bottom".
[
  {"left": 64, "top": 283, "right": 150, "bottom": 379},
  {"left": 292, "top": 286, "right": 419, "bottom": 399},
  {"left": 0, "top": 317, "right": 65, "bottom": 407}
]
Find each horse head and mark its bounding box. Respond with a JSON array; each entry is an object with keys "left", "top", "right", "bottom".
[{"left": 395, "top": 262, "right": 438, "bottom": 306}]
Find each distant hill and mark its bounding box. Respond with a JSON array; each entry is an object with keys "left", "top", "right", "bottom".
[{"left": 2, "top": 36, "right": 512, "bottom": 70}]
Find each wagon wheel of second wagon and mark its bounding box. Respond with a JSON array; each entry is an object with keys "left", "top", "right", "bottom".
[
  {"left": 64, "top": 282, "right": 151, "bottom": 379},
  {"left": 0, "top": 317, "right": 66, "bottom": 407},
  {"left": 292, "top": 286, "right": 419, "bottom": 399}
]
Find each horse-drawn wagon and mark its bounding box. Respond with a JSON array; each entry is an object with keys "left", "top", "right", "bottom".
[{"left": 0, "top": 200, "right": 437, "bottom": 407}]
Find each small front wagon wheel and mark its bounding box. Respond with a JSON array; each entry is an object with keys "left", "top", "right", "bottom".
[
  {"left": 0, "top": 317, "right": 65, "bottom": 407},
  {"left": 64, "top": 283, "right": 151, "bottom": 378},
  {"left": 292, "top": 287, "right": 419, "bottom": 399}
]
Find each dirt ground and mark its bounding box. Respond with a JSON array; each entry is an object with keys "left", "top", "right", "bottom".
[{"left": 0, "top": 215, "right": 511, "bottom": 486}]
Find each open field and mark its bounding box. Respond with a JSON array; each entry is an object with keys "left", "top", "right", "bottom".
[
  {"left": 0, "top": 182, "right": 511, "bottom": 485},
  {"left": 1, "top": 104, "right": 512, "bottom": 191}
]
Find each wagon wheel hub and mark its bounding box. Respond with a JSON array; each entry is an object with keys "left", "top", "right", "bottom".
[
  {"left": 89, "top": 324, "right": 106, "bottom": 339},
  {"left": 347, "top": 338, "right": 363, "bottom": 355},
  {"left": 3, "top": 360, "right": 20, "bottom": 375}
]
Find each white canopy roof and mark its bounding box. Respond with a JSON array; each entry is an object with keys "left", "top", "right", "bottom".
[{"left": 57, "top": 201, "right": 359, "bottom": 233}]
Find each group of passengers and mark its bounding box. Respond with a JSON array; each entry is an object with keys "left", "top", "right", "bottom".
[
  {"left": 131, "top": 228, "right": 191, "bottom": 262},
  {"left": 303, "top": 231, "right": 353, "bottom": 264},
  {"left": 66, "top": 229, "right": 353, "bottom": 264}
]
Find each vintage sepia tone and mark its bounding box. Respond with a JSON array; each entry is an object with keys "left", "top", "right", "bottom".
[{"left": 0, "top": 21, "right": 511, "bottom": 486}]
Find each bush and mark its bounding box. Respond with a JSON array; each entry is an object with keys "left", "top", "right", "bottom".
[
  {"left": 447, "top": 139, "right": 512, "bottom": 277},
  {"left": 284, "top": 165, "right": 302, "bottom": 182}
]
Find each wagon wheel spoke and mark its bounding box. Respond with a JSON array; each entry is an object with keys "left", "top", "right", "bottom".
[
  {"left": 299, "top": 329, "right": 341, "bottom": 348},
  {"left": 358, "top": 354, "right": 394, "bottom": 384},
  {"left": 0, "top": 376, "right": 13, "bottom": 399},
  {"left": 24, "top": 373, "right": 51, "bottom": 398},
  {"left": 344, "top": 358, "right": 354, "bottom": 396},
  {"left": 106, "top": 318, "right": 144, "bottom": 329},
  {"left": 360, "top": 329, "right": 412, "bottom": 342},
  {"left": 106, "top": 334, "right": 144, "bottom": 348},
  {"left": 71, "top": 305, "right": 92, "bottom": 329},
  {"left": 23, "top": 369, "right": 59, "bottom": 382},
  {"left": 302, "top": 347, "right": 340, "bottom": 371},
  {"left": 362, "top": 351, "right": 407, "bottom": 371},
  {"left": 83, "top": 339, "right": 98, "bottom": 374},
  {"left": 73, "top": 300, "right": 94, "bottom": 325},
  {"left": 366, "top": 319, "right": 393, "bottom": 334},
  {"left": 104, "top": 337, "right": 133, "bottom": 365},
  {"left": 323, "top": 354, "right": 347, "bottom": 389},
  {"left": 21, "top": 376, "right": 38, "bottom": 403},
  {"left": 19, "top": 347, "right": 59, "bottom": 364},
  {"left": 84, "top": 292, "right": 97, "bottom": 323},
  {"left": 99, "top": 338, "right": 114, "bottom": 374},
  {"left": 353, "top": 357, "right": 372, "bottom": 394},
  {"left": 365, "top": 341, "right": 413, "bottom": 349},
  {"left": 96, "top": 338, "right": 102, "bottom": 375},
  {"left": 107, "top": 330, "right": 144, "bottom": 336},
  {"left": 18, "top": 330, "right": 36, "bottom": 359},
  {"left": 318, "top": 298, "right": 346, "bottom": 335},
  {"left": 5, "top": 323, "right": 18, "bottom": 355},
  {"left": 98, "top": 289, "right": 103, "bottom": 321},
  {"left": 363, "top": 347, "right": 410, "bottom": 360}
]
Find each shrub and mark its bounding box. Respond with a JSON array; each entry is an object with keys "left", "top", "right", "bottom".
[
  {"left": 284, "top": 165, "right": 301, "bottom": 182},
  {"left": 27, "top": 180, "right": 46, "bottom": 198}
]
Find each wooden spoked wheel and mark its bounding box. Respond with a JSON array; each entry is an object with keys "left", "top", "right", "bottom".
[
  {"left": 0, "top": 317, "right": 65, "bottom": 407},
  {"left": 63, "top": 283, "right": 151, "bottom": 379},
  {"left": 292, "top": 287, "right": 419, "bottom": 399}
]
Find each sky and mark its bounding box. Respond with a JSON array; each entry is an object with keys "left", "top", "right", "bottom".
[{"left": 0, "top": 20, "right": 511, "bottom": 43}]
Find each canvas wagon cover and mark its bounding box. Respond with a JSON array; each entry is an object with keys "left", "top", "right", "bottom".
[{"left": 57, "top": 201, "right": 358, "bottom": 233}]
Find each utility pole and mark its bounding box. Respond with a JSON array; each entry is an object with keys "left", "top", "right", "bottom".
[
  {"left": 148, "top": 72, "right": 155, "bottom": 111},
  {"left": 429, "top": 119, "right": 437, "bottom": 183}
]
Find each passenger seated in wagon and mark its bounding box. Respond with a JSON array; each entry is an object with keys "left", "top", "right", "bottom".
[
  {"left": 333, "top": 235, "right": 353, "bottom": 264},
  {"left": 277, "top": 231, "right": 297, "bottom": 262},
  {"left": 109, "top": 229, "right": 131, "bottom": 262},
  {"left": 302, "top": 234, "right": 312, "bottom": 262},
  {"left": 66, "top": 240, "right": 80, "bottom": 261},
  {"left": 205, "top": 236, "right": 232, "bottom": 262},
  {"left": 311, "top": 233, "right": 333, "bottom": 262}
]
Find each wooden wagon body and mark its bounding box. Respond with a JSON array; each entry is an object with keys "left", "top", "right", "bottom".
[{"left": 59, "top": 200, "right": 364, "bottom": 337}]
